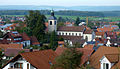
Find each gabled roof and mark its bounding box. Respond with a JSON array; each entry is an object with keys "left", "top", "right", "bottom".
[
  {"left": 58, "top": 35, "right": 86, "bottom": 45},
  {"left": 21, "top": 32, "right": 30, "bottom": 41},
  {"left": 4, "top": 48, "right": 39, "bottom": 57},
  {"left": 2, "top": 49, "right": 57, "bottom": 69},
  {"left": 83, "top": 29, "right": 93, "bottom": 34},
  {"left": 90, "top": 46, "right": 120, "bottom": 69},
  {"left": 0, "top": 44, "right": 23, "bottom": 51},
  {"left": 30, "top": 36, "right": 40, "bottom": 45},
  {"left": 57, "top": 26, "right": 85, "bottom": 32},
  {"left": 48, "top": 16, "right": 57, "bottom": 20},
  {"left": 105, "top": 54, "right": 119, "bottom": 63},
  {"left": 95, "top": 32, "right": 105, "bottom": 36}
]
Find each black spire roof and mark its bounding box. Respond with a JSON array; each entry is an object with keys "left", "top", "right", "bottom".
[{"left": 48, "top": 10, "right": 57, "bottom": 20}]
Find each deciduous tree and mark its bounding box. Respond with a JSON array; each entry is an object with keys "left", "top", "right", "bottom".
[{"left": 51, "top": 46, "right": 83, "bottom": 69}]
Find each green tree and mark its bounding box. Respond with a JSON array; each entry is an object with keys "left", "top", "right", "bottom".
[
  {"left": 49, "top": 31, "right": 58, "bottom": 51},
  {"left": 87, "top": 22, "right": 94, "bottom": 29},
  {"left": 75, "top": 17, "right": 80, "bottom": 26},
  {"left": 117, "top": 23, "right": 120, "bottom": 28},
  {"left": 51, "top": 46, "right": 83, "bottom": 69},
  {"left": 0, "top": 50, "right": 4, "bottom": 67},
  {"left": 0, "top": 31, "right": 3, "bottom": 38},
  {"left": 58, "top": 17, "right": 65, "bottom": 23},
  {"left": 18, "top": 50, "right": 25, "bottom": 54},
  {"left": 25, "top": 10, "right": 46, "bottom": 42}
]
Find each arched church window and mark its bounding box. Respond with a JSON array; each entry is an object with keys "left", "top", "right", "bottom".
[
  {"left": 50, "top": 21, "right": 52, "bottom": 25},
  {"left": 54, "top": 21, "right": 56, "bottom": 25}
]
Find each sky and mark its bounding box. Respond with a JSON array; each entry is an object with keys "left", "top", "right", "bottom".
[{"left": 1, "top": 0, "right": 120, "bottom": 6}]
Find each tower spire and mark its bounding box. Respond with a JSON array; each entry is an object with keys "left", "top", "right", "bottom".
[{"left": 51, "top": 10, "right": 54, "bottom": 16}]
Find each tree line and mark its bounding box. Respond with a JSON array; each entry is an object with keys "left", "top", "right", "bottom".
[{"left": 0, "top": 10, "right": 113, "bottom": 17}]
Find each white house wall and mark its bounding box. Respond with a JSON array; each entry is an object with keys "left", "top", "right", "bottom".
[
  {"left": 48, "top": 20, "right": 57, "bottom": 32},
  {"left": 57, "top": 31, "right": 83, "bottom": 36},
  {"left": 3, "top": 64, "right": 10, "bottom": 69},
  {"left": 3, "top": 58, "right": 36, "bottom": 69},
  {"left": 83, "top": 34, "right": 92, "bottom": 41},
  {"left": 100, "top": 56, "right": 111, "bottom": 69}
]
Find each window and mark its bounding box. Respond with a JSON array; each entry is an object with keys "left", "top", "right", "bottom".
[
  {"left": 72, "top": 33, "right": 74, "bottom": 35},
  {"left": 59, "top": 32, "right": 61, "bottom": 35},
  {"left": 14, "top": 63, "right": 23, "bottom": 68},
  {"left": 69, "top": 33, "right": 71, "bottom": 35},
  {"left": 103, "top": 63, "right": 105, "bottom": 69},
  {"left": 54, "top": 21, "right": 56, "bottom": 25},
  {"left": 79, "top": 33, "right": 81, "bottom": 36},
  {"left": 76, "top": 33, "right": 77, "bottom": 36},
  {"left": 103, "top": 63, "right": 109, "bottom": 69},
  {"left": 50, "top": 21, "right": 52, "bottom": 25},
  {"left": 27, "top": 64, "right": 29, "bottom": 69},
  {"left": 62, "top": 33, "right": 64, "bottom": 35},
  {"left": 66, "top": 33, "right": 67, "bottom": 35},
  {"left": 106, "top": 63, "right": 109, "bottom": 69}
]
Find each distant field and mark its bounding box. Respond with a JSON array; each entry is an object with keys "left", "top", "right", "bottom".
[
  {"left": 2, "top": 15, "right": 120, "bottom": 22},
  {"left": 46, "top": 15, "right": 120, "bottom": 22}
]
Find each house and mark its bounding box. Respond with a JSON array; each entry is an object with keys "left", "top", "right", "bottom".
[
  {"left": 30, "top": 36, "right": 40, "bottom": 46},
  {"left": 57, "top": 26, "right": 85, "bottom": 36},
  {"left": 57, "top": 26, "right": 95, "bottom": 42},
  {"left": 0, "top": 24, "right": 12, "bottom": 33},
  {"left": 2, "top": 31, "right": 31, "bottom": 47},
  {"left": 21, "top": 32, "right": 31, "bottom": 47},
  {"left": 97, "top": 25, "right": 119, "bottom": 32},
  {"left": 95, "top": 32, "right": 107, "bottom": 39},
  {"left": 58, "top": 35, "right": 86, "bottom": 46},
  {"left": 55, "top": 46, "right": 94, "bottom": 66},
  {"left": 83, "top": 29, "right": 95, "bottom": 41},
  {"left": 2, "top": 49, "right": 57, "bottom": 69},
  {"left": 58, "top": 41, "right": 64, "bottom": 47},
  {"left": 100, "top": 54, "right": 120, "bottom": 69},
  {"left": 106, "top": 31, "right": 117, "bottom": 39},
  {"left": 64, "top": 22, "right": 74, "bottom": 26},
  {"left": 47, "top": 10, "right": 95, "bottom": 46},
  {"left": 3, "top": 48, "right": 39, "bottom": 60},
  {"left": 89, "top": 46, "right": 120, "bottom": 69},
  {"left": 4, "top": 23, "right": 19, "bottom": 32}
]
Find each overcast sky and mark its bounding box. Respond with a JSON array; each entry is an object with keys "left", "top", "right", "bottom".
[{"left": 1, "top": 0, "right": 120, "bottom": 6}]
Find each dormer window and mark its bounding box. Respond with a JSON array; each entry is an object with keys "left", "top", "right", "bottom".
[
  {"left": 50, "top": 21, "right": 52, "bottom": 25},
  {"left": 103, "top": 63, "right": 109, "bottom": 69}
]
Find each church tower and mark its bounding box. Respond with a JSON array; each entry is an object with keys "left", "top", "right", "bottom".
[{"left": 48, "top": 10, "right": 57, "bottom": 32}]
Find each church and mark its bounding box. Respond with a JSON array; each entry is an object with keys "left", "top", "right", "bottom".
[{"left": 47, "top": 10, "right": 95, "bottom": 46}]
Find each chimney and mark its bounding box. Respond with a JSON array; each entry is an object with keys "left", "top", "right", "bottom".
[{"left": 30, "top": 47, "right": 33, "bottom": 52}]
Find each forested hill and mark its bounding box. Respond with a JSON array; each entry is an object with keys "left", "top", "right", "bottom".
[
  {"left": 0, "top": 10, "right": 120, "bottom": 17},
  {"left": 0, "top": 5, "right": 120, "bottom": 11}
]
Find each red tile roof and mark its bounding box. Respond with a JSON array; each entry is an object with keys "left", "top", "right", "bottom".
[
  {"left": 2, "top": 49, "right": 57, "bottom": 69},
  {"left": 5, "top": 48, "right": 39, "bottom": 57},
  {"left": 84, "top": 29, "right": 93, "bottom": 34},
  {"left": 58, "top": 41, "right": 64, "bottom": 45},
  {"left": 57, "top": 26, "right": 85, "bottom": 32},
  {"left": 97, "top": 27, "right": 113, "bottom": 32},
  {"left": 90, "top": 46, "right": 120, "bottom": 69},
  {"left": 0, "top": 44, "right": 23, "bottom": 51},
  {"left": 21, "top": 32, "right": 30, "bottom": 41},
  {"left": 30, "top": 36, "right": 40, "bottom": 45}
]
